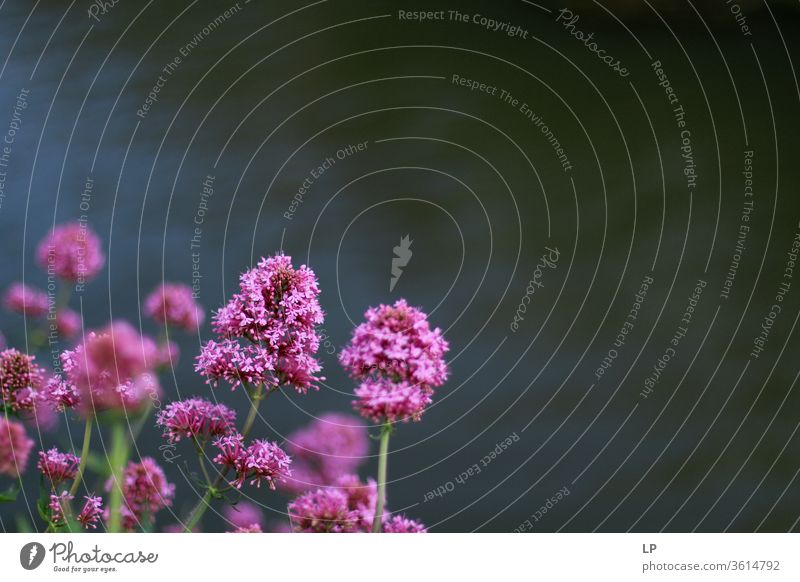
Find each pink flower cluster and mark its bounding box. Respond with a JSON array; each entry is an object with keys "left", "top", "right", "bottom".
[
  {"left": 224, "top": 501, "right": 262, "bottom": 531},
  {"left": 144, "top": 283, "right": 204, "bottom": 331},
  {"left": 110, "top": 457, "right": 175, "bottom": 531},
  {"left": 212, "top": 433, "right": 292, "bottom": 490},
  {"left": 0, "top": 417, "right": 34, "bottom": 477},
  {"left": 36, "top": 222, "right": 105, "bottom": 283},
  {"left": 46, "top": 321, "right": 160, "bottom": 414},
  {"left": 284, "top": 413, "right": 368, "bottom": 493},
  {"left": 3, "top": 283, "right": 48, "bottom": 318},
  {"left": 48, "top": 492, "right": 104, "bottom": 530},
  {"left": 156, "top": 397, "right": 236, "bottom": 443},
  {"left": 340, "top": 300, "right": 449, "bottom": 423},
  {"left": 37, "top": 448, "right": 80, "bottom": 485},
  {"left": 196, "top": 254, "right": 324, "bottom": 393},
  {"left": 0, "top": 348, "right": 46, "bottom": 412}
]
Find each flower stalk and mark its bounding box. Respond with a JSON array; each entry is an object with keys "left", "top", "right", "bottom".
[{"left": 372, "top": 421, "right": 392, "bottom": 533}]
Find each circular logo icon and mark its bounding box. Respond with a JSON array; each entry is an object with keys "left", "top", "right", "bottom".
[{"left": 19, "top": 542, "right": 46, "bottom": 570}]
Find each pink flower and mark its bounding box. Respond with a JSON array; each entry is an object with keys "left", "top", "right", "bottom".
[
  {"left": 108, "top": 457, "right": 175, "bottom": 531},
  {"left": 77, "top": 495, "right": 104, "bottom": 529},
  {"left": 154, "top": 340, "right": 179, "bottom": 367},
  {"left": 49, "top": 491, "right": 73, "bottom": 526},
  {"left": 230, "top": 523, "right": 262, "bottom": 533},
  {"left": 288, "top": 488, "right": 358, "bottom": 533},
  {"left": 156, "top": 397, "right": 236, "bottom": 443},
  {"left": 340, "top": 299, "right": 449, "bottom": 388},
  {"left": 197, "top": 254, "right": 324, "bottom": 393},
  {"left": 212, "top": 434, "right": 292, "bottom": 490},
  {"left": 3, "top": 283, "right": 48, "bottom": 318},
  {"left": 0, "top": 417, "right": 34, "bottom": 477},
  {"left": 284, "top": 413, "right": 368, "bottom": 493},
  {"left": 144, "top": 283, "right": 204, "bottom": 331},
  {"left": 382, "top": 514, "right": 427, "bottom": 533},
  {"left": 37, "top": 448, "right": 80, "bottom": 485},
  {"left": 36, "top": 222, "right": 105, "bottom": 283},
  {"left": 224, "top": 501, "right": 263, "bottom": 530},
  {"left": 353, "top": 379, "right": 433, "bottom": 423},
  {"left": 335, "top": 474, "right": 378, "bottom": 531},
  {"left": 0, "top": 348, "right": 46, "bottom": 412},
  {"left": 56, "top": 321, "right": 161, "bottom": 414},
  {"left": 42, "top": 376, "right": 80, "bottom": 411},
  {"left": 55, "top": 309, "right": 81, "bottom": 339}
]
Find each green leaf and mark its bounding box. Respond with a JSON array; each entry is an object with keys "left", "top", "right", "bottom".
[{"left": 0, "top": 485, "right": 19, "bottom": 503}]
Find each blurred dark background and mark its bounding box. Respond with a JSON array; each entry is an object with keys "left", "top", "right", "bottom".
[{"left": 1, "top": 0, "right": 800, "bottom": 532}]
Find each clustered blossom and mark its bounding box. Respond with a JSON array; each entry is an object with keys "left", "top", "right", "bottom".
[
  {"left": 196, "top": 254, "right": 324, "bottom": 393},
  {"left": 155, "top": 341, "right": 180, "bottom": 368},
  {"left": 144, "top": 283, "right": 204, "bottom": 331},
  {"left": 36, "top": 222, "right": 105, "bottom": 283},
  {"left": 48, "top": 491, "right": 72, "bottom": 526},
  {"left": 0, "top": 348, "right": 46, "bottom": 412},
  {"left": 382, "top": 514, "right": 427, "bottom": 533},
  {"left": 42, "top": 376, "right": 80, "bottom": 411},
  {"left": 230, "top": 523, "right": 262, "bottom": 533},
  {"left": 3, "top": 283, "right": 48, "bottom": 318},
  {"left": 48, "top": 321, "right": 160, "bottom": 414},
  {"left": 77, "top": 495, "right": 104, "bottom": 529},
  {"left": 37, "top": 448, "right": 80, "bottom": 485},
  {"left": 0, "top": 417, "right": 34, "bottom": 477},
  {"left": 223, "top": 501, "right": 262, "bottom": 530},
  {"left": 55, "top": 308, "right": 81, "bottom": 339},
  {"left": 284, "top": 413, "right": 368, "bottom": 492},
  {"left": 156, "top": 397, "right": 236, "bottom": 443},
  {"left": 288, "top": 488, "right": 357, "bottom": 533},
  {"left": 340, "top": 300, "right": 449, "bottom": 424},
  {"left": 110, "top": 457, "right": 175, "bottom": 531},
  {"left": 212, "top": 433, "right": 292, "bottom": 490}
]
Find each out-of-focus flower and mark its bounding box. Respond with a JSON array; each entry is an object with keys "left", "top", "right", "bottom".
[
  {"left": 0, "top": 417, "right": 34, "bottom": 477},
  {"left": 353, "top": 379, "right": 433, "bottom": 423},
  {"left": 108, "top": 457, "right": 175, "bottom": 531},
  {"left": 22, "top": 400, "right": 60, "bottom": 432},
  {"left": 284, "top": 413, "right": 368, "bottom": 493},
  {"left": 36, "top": 222, "right": 105, "bottom": 283},
  {"left": 156, "top": 397, "right": 235, "bottom": 443},
  {"left": 37, "top": 448, "right": 80, "bottom": 486},
  {"left": 55, "top": 309, "right": 81, "bottom": 339},
  {"left": 382, "top": 514, "right": 427, "bottom": 533},
  {"left": 224, "top": 501, "right": 262, "bottom": 530},
  {"left": 54, "top": 321, "right": 160, "bottom": 414},
  {"left": 0, "top": 348, "right": 46, "bottom": 412},
  {"left": 335, "top": 474, "right": 378, "bottom": 532},
  {"left": 287, "top": 488, "right": 358, "bottom": 533},
  {"left": 196, "top": 254, "right": 324, "bottom": 393},
  {"left": 230, "top": 523, "right": 262, "bottom": 533},
  {"left": 77, "top": 495, "right": 104, "bottom": 529},
  {"left": 3, "top": 283, "right": 48, "bottom": 318},
  {"left": 144, "top": 283, "right": 204, "bottom": 331},
  {"left": 154, "top": 340, "right": 179, "bottom": 368},
  {"left": 212, "top": 433, "right": 292, "bottom": 490}
]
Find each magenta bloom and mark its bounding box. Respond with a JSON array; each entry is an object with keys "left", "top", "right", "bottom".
[
  {"left": 196, "top": 254, "right": 324, "bottom": 393},
  {"left": 55, "top": 308, "right": 81, "bottom": 339},
  {"left": 154, "top": 340, "right": 179, "bottom": 367},
  {"left": 156, "top": 397, "right": 236, "bottom": 443},
  {"left": 4, "top": 283, "right": 48, "bottom": 318},
  {"left": 77, "top": 495, "right": 104, "bottom": 529},
  {"left": 284, "top": 413, "right": 368, "bottom": 492},
  {"left": 336, "top": 474, "right": 378, "bottom": 532},
  {"left": 353, "top": 379, "right": 433, "bottom": 423},
  {"left": 37, "top": 448, "right": 80, "bottom": 485},
  {"left": 48, "top": 491, "right": 73, "bottom": 526},
  {"left": 224, "top": 501, "right": 263, "bottom": 530},
  {"left": 42, "top": 376, "right": 80, "bottom": 411},
  {"left": 144, "top": 283, "right": 204, "bottom": 331},
  {"left": 212, "top": 433, "right": 292, "bottom": 490},
  {"left": 36, "top": 222, "right": 105, "bottom": 283},
  {"left": 230, "top": 523, "right": 262, "bottom": 533},
  {"left": 288, "top": 488, "right": 358, "bottom": 533},
  {"left": 0, "top": 348, "right": 46, "bottom": 412},
  {"left": 382, "top": 514, "right": 427, "bottom": 533},
  {"left": 0, "top": 417, "right": 34, "bottom": 477},
  {"left": 110, "top": 457, "right": 175, "bottom": 531},
  {"left": 55, "top": 321, "right": 160, "bottom": 414}
]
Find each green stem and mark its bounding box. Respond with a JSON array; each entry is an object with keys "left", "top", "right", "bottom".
[
  {"left": 241, "top": 383, "right": 264, "bottom": 438},
  {"left": 372, "top": 422, "right": 392, "bottom": 533},
  {"left": 107, "top": 421, "right": 129, "bottom": 533},
  {"left": 191, "top": 437, "right": 212, "bottom": 486},
  {"left": 68, "top": 417, "right": 93, "bottom": 497}
]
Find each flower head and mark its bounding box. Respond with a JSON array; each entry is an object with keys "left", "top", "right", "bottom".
[
  {"left": 212, "top": 433, "right": 291, "bottom": 490},
  {"left": 3, "top": 283, "right": 48, "bottom": 318},
  {"left": 77, "top": 495, "right": 104, "bottom": 529},
  {"left": 382, "top": 514, "right": 427, "bottom": 533},
  {"left": 156, "top": 397, "right": 236, "bottom": 443},
  {"left": 0, "top": 417, "right": 34, "bottom": 477},
  {"left": 109, "top": 457, "right": 175, "bottom": 531},
  {"left": 144, "top": 283, "right": 204, "bottom": 331},
  {"left": 224, "top": 501, "right": 262, "bottom": 530},
  {"left": 0, "top": 348, "right": 46, "bottom": 412},
  {"left": 353, "top": 379, "right": 433, "bottom": 423},
  {"left": 55, "top": 309, "right": 81, "bottom": 339},
  {"left": 284, "top": 413, "right": 368, "bottom": 492},
  {"left": 230, "top": 523, "right": 262, "bottom": 533},
  {"left": 288, "top": 488, "right": 358, "bottom": 533},
  {"left": 335, "top": 474, "right": 378, "bottom": 531},
  {"left": 42, "top": 376, "right": 80, "bottom": 411},
  {"left": 36, "top": 222, "right": 105, "bottom": 283},
  {"left": 37, "top": 448, "right": 80, "bottom": 485},
  {"left": 48, "top": 491, "right": 73, "bottom": 526}
]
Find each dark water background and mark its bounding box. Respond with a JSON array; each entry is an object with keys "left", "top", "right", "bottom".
[{"left": 1, "top": 0, "right": 800, "bottom": 532}]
